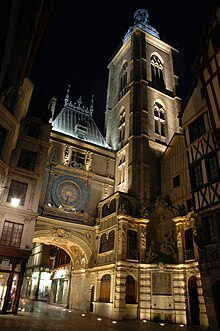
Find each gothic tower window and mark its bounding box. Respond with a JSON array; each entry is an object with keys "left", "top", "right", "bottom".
[
  {"left": 151, "top": 53, "right": 165, "bottom": 89},
  {"left": 119, "top": 61, "right": 128, "bottom": 99},
  {"left": 119, "top": 108, "right": 126, "bottom": 146},
  {"left": 154, "top": 101, "right": 166, "bottom": 137}
]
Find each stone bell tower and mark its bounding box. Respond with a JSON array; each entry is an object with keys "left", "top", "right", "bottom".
[{"left": 105, "top": 9, "right": 181, "bottom": 208}]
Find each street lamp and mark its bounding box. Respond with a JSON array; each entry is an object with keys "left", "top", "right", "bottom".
[{"left": 11, "top": 198, "right": 20, "bottom": 207}]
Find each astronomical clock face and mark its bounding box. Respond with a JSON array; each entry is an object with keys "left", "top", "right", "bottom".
[{"left": 51, "top": 176, "right": 88, "bottom": 211}]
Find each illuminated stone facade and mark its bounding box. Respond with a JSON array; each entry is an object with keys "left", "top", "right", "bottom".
[{"left": 20, "top": 7, "right": 218, "bottom": 328}]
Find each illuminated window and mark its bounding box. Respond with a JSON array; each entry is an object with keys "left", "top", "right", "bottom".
[
  {"left": 17, "top": 149, "right": 37, "bottom": 170},
  {"left": 99, "top": 274, "right": 111, "bottom": 302},
  {"left": 125, "top": 276, "right": 136, "bottom": 304},
  {"left": 7, "top": 180, "right": 28, "bottom": 206},
  {"left": 0, "top": 221, "right": 23, "bottom": 247},
  {"left": 154, "top": 101, "right": 166, "bottom": 137},
  {"left": 151, "top": 54, "right": 165, "bottom": 89}
]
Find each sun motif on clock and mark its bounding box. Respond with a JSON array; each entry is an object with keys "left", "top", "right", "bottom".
[
  {"left": 50, "top": 176, "right": 88, "bottom": 211},
  {"left": 58, "top": 181, "right": 81, "bottom": 206}
]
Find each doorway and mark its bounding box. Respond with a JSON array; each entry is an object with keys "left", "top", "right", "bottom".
[
  {"left": 188, "top": 276, "right": 200, "bottom": 326},
  {"left": 212, "top": 281, "right": 220, "bottom": 327},
  {"left": 89, "top": 285, "right": 94, "bottom": 312}
]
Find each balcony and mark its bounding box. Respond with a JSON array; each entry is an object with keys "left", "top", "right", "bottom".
[{"left": 126, "top": 249, "right": 139, "bottom": 261}]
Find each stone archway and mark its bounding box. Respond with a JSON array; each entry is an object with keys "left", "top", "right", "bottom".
[
  {"left": 33, "top": 228, "right": 93, "bottom": 266},
  {"left": 32, "top": 227, "right": 94, "bottom": 311}
]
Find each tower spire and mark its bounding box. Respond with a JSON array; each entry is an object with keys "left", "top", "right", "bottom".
[
  {"left": 90, "top": 94, "right": 94, "bottom": 115},
  {"left": 64, "top": 84, "right": 71, "bottom": 106}
]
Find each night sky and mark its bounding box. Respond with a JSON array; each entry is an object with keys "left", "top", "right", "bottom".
[{"left": 30, "top": 0, "right": 213, "bottom": 134}]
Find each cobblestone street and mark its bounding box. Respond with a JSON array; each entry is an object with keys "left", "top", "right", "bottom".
[{"left": 0, "top": 301, "right": 205, "bottom": 331}]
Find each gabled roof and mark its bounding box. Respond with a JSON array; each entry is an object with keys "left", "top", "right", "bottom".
[{"left": 52, "top": 88, "right": 110, "bottom": 149}]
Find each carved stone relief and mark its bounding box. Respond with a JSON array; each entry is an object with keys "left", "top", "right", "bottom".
[{"left": 146, "top": 208, "right": 177, "bottom": 263}]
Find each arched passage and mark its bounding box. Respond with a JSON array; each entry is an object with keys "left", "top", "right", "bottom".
[
  {"left": 188, "top": 276, "right": 200, "bottom": 326},
  {"left": 22, "top": 227, "right": 93, "bottom": 310}
]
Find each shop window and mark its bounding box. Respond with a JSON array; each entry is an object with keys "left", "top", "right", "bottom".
[
  {"left": 205, "top": 153, "right": 219, "bottom": 182},
  {"left": 99, "top": 274, "right": 111, "bottom": 302},
  {"left": 0, "top": 124, "right": 8, "bottom": 157},
  {"left": 189, "top": 161, "right": 203, "bottom": 190},
  {"left": 127, "top": 230, "right": 139, "bottom": 260},
  {"left": 125, "top": 275, "right": 136, "bottom": 304},
  {"left": 28, "top": 121, "right": 40, "bottom": 139},
  {"left": 185, "top": 228, "right": 195, "bottom": 260},
  {"left": 17, "top": 149, "right": 37, "bottom": 170},
  {"left": 0, "top": 221, "right": 23, "bottom": 247},
  {"left": 189, "top": 115, "right": 205, "bottom": 143},
  {"left": 7, "top": 179, "right": 28, "bottom": 206},
  {"left": 173, "top": 175, "right": 180, "bottom": 188}
]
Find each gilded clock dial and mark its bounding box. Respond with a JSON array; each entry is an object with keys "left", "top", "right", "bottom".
[
  {"left": 51, "top": 175, "right": 88, "bottom": 211},
  {"left": 58, "top": 181, "right": 81, "bottom": 206}
]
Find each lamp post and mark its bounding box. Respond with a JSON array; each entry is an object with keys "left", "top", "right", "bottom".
[{"left": 11, "top": 198, "right": 20, "bottom": 207}]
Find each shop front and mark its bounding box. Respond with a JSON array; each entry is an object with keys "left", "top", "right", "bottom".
[
  {"left": 50, "top": 266, "right": 70, "bottom": 306},
  {"left": 0, "top": 247, "right": 29, "bottom": 314},
  {"left": 28, "top": 267, "right": 52, "bottom": 301}
]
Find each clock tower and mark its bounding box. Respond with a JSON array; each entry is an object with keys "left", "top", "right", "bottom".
[{"left": 105, "top": 9, "right": 181, "bottom": 208}]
